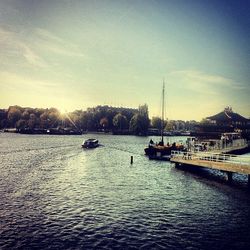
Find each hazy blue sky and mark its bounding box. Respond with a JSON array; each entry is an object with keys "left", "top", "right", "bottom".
[{"left": 0, "top": 0, "right": 249, "bottom": 120}]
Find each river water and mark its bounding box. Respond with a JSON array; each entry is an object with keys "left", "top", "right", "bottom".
[{"left": 0, "top": 133, "right": 250, "bottom": 250}]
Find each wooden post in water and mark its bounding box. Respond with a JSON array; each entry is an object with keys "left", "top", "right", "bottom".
[
  {"left": 226, "top": 171, "right": 233, "bottom": 183},
  {"left": 130, "top": 156, "right": 133, "bottom": 164}
]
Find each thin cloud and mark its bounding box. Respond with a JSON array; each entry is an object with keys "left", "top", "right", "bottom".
[
  {"left": 0, "top": 71, "right": 57, "bottom": 90},
  {"left": 35, "top": 28, "right": 65, "bottom": 44},
  {"left": 0, "top": 27, "right": 47, "bottom": 68},
  {"left": 0, "top": 27, "right": 13, "bottom": 41},
  {"left": 169, "top": 69, "right": 245, "bottom": 94},
  {"left": 35, "top": 28, "right": 85, "bottom": 58},
  {"left": 20, "top": 43, "right": 47, "bottom": 67},
  {"left": 45, "top": 44, "right": 85, "bottom": 57},
  {"left": 171, "top": 70, "right": 232, "bottom": 84}
]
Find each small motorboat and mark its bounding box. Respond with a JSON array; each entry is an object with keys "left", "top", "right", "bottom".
[{"left": 82, "top": 138, "right": 99, "bottom": 148}]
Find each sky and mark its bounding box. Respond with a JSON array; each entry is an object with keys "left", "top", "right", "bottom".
[{"left": 0, "top": 0, "right": 249, "bottom": 121}]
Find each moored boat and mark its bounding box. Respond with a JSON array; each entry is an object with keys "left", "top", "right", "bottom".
[
  {"left": 82, "top": 138, "right": 99, "bottom": 148},
  {"left": 145, "top": 141, "right": 185, "bottom": 160},
  {"left": 145, "top": 81, "right": 185, "bottom": 160}
]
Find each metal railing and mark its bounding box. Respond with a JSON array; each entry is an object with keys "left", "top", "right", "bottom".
[{"left": 171, "top": 150, "right": 250, "bottom": 166}]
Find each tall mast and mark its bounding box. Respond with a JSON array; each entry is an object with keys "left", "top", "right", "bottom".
[{"left": 161, "top": 80, "right": 165, "bottom": 144}]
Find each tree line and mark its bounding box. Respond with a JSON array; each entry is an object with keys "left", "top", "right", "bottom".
[
  {"left": 0, "top": 105, "right": 150, "bottom": 135},
  {"left": 0, "top": 105, "right": 198, "bottom": 135},
  {"left": 150, "top": 117, "right": 198, "bottom": 132}
]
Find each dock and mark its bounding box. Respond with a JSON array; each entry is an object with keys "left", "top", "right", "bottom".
[{"left": 170, "top": 150, "right": 250, "bottom": 185}]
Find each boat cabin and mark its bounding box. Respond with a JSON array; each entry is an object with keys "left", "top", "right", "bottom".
[{"left": 82, "top": 139, "right": 99, "bottom": 148}]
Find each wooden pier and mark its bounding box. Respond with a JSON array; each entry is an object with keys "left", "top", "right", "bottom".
[{"left": 170, "top": 150, "right": 250, "bottom": 185}]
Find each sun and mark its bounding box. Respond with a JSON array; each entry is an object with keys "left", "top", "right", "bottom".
[{"left": 58, "top": 107, "right": 68, "bottom": 115}]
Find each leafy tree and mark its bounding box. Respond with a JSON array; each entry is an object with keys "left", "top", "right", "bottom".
[
  {"left": 68, "top": 112, "right": 81, "bottom": 130},
  {"left": 137, "top": 104, "right": 150, "bottom": 134},
  {"left": 165, "top": 120, "right": 175, "bottom": 131},
  {"left": 40, "top": 112, "right": 50, "bottom": 129},
  {"left": 129, "top": 114, "right": 140, "bottom": 134},
  {"left": 16, "top": 119, "right": 27, "bottom": 130},
  {"left": 7, "top": 106, "right": 22, "bottom": 127},
  {"left": 0, "top": 119, "right": 8, "bottom": 129},
  {"left": 151, "top": 116, "right": 165, "bottom": 130},
  {"left": 113, "top": 113, "right": 128, "bottom": 130},
  {"left": 100, "top": 117, "right": 109, "bottom": 128},
  {"left": 28, "top": 113, "right": 37, "bottom": 129},
  {"left": 21, "top": 110, "right": 30, "bottom": 120},
  {"left": 85, "top": 112, "right": 95, "bottom": 131},
  {"left": 129, "top": 111, "right": 149, "bottom": 136},
  {"left": 1, "top": 105, "right": 140, "bottom": 132},
  {"left": 0, "top": 110, "right": 7, "bottom": 129},
  {"left": 48, "top": 108, "right": 60, "bottom": 127}
]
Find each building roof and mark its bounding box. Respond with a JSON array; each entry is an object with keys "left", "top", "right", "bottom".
[{"left": 207, "top": 107, "right": 248, "bottom": 122}]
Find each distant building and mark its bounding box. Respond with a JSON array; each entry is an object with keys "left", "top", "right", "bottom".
[
  {"left": 195, "top": 107, "right": 250, "bottom": 138},
  {"left": 206, "top": 106, "right": 249, "bottom": 127}
]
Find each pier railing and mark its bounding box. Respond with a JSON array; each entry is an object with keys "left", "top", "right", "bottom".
[{"left": 171, "top": 150, "right": 250, "bottom": 167}]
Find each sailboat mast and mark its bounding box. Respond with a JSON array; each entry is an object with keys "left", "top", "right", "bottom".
[{"left": 161, "top": 80, "right": 165, "bottom": 144}]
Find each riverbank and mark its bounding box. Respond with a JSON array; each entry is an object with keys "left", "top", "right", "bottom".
[
  {"left": 3, "top": 128, "right": 82, "bottom": 135},
  {"left": 2, "top": 128, "right": 192, "bottom": 136}
]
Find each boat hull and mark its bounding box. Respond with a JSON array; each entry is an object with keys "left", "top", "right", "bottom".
[
  {"left": 82, "top": 144, "right": 99, "bottom": 149},
  {"left": 145, "top": 144, "right": 185, "bottom": 161}
]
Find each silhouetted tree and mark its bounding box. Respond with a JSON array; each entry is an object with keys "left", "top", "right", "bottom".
[
  {"left": 165, "top": 120, "right": 175, "bottom": 131},
  {"left": 8, "top": 106, "right": 22, "bottom": 127},
  {"left": 129, "top": 105, "right": 149, "bottom": 136},
  {"left": 1, "top": 105, "right": 141, "bottom": 132},
  {"left": 135, "top": 104, "right": 150, "bottom": 135},
  {"left": 100, "top": 117, "right": 109, "bottom": 129},
  {"left": 21, "top": 110, "right": 30, "bottom": 120},
  {"left": 40, "top": 112, "right": 50, "bottom": 129},
  {"left": 16, "top": 119, "right": 27, "bottom": 130},
  {"left": 28, "top": 114, "right": 37, "bottom": 130},
  {"left": 151, "top": 116, "right": 165, "bottom": 130},
  {"left": 113, "top": 113, "right": 128, "bottom": 130}
]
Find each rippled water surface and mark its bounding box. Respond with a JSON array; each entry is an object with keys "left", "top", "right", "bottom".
[{"left": 1, "top": 133, "right": 250, "bottom": 249}]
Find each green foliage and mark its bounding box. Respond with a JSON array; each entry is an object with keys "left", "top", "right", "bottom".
[
  {"left": 165, "top": 120, "right": 175, "bottom": 131},
  {"left": 100, "top": 117, "right": 109, "bottom": 128},
  {"left": 7, "top": 106, "right": 22, "bottom": 127},
  {"left": 16, "top": 119, "right": 27, "bottom": 129},
  {"left": 22, "top": 110, "right": 30, "bottom": 120},
  {"left": 28, "top": 114, "right": 37, "bottom": 129},
  {"left": 0, "top": 104, "right": 153, "bottom": 134},
  {"left": 129, "top": 104, "right": 150, "bottom": 135},
  {"left": 0, "top": 105, "right": 201, "bottom": 133},
  {"left": 113, "top": 113, "right": 128, "bottom": 130},
  {"left": 129, "top": 114, "right": 139, "bottom": 134},
  {"left": 151, "top": 116, "right": 166, "bottom": 130}
]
